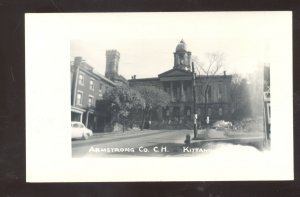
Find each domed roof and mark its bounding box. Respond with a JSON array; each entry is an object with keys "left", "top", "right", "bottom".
[{"left": 175, "top": 39, "right": 187, "bottom": 52}]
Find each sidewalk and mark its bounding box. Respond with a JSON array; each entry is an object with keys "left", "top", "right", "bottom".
[
  {"left": 196, "top": 129, "right": 226, "bottom": 139},
  {"left": 196, "top": 128, "right": 263, "bottom": 139},
  {"left": 207, "top": 129, "right": 226, "bottom": 138},
  {"left": 72, "top": 129, "right": 176, "bottom": 147},
  {"left": 91, "top": 129, "right": 168, "bottom": 139}
]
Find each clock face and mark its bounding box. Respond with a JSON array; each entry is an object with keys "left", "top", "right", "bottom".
[{"left": 180, "top": 59, "right": 184, "bottom": 64}]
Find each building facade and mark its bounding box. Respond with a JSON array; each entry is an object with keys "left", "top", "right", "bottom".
[
  {"left": 70, "top": 49, "right": 125, "bottom": 132},
  {"left": 71, "top": 41, "right": 233, "bottom": 131},
  {"left": 129, "top": 40, "right": 233, "bottom": 124}
]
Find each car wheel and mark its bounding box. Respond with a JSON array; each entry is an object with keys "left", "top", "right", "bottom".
[{"left": 82, "top": 133, "right": 89, "bottom": 140}]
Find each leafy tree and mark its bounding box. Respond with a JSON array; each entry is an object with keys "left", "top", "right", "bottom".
[
  {"left": 134, "top": 86, "right": 171, "bottom": 130},
  {"left": 101, "top": 85, "right": 145, "bottom": 132}
]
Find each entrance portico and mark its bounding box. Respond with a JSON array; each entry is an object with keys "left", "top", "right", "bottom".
[{"left": 158, "top": 68, "right": 195, "bottom": 122}]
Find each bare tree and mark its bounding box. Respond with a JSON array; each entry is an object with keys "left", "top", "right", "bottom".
[{"left": 192, "top": 52, "right": 224, "bottom": 120}]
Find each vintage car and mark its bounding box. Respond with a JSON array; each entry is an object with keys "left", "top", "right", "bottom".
[
  {"left": 71, "top": 121, "right": 93, "bottom": 140},
  {"left": 212, "top": 120, "right": 233, "bottom": 130}
]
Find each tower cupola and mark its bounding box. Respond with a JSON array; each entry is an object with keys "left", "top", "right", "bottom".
[{"left": 173, "top": 39, "right": 192, "bottom": 71}]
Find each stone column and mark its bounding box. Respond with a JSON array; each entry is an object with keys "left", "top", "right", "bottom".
[
  {"left": 180, "top": 105, "right": 184, "bottom": 123},
  {"left": 169, "top": 106, "right": 173, "bottom": 123},
  {"left": 181, "top": 81, "right": 185, "bottom": 102},
  {"left": 170, "top": 81, "right": 174, "bottom": 102}
]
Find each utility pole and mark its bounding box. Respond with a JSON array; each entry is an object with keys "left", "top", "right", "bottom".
[{"left": 192, "top": 62, "right": 198, "bottom": 139}]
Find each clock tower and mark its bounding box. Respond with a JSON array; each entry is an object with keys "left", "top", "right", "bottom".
[{"left": 173, "top": 39, "right": 192, "bottom": 71}]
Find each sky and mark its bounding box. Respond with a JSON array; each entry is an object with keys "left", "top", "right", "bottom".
[{"left": 69, "top": 12, "right": 290, "bottom": 79}]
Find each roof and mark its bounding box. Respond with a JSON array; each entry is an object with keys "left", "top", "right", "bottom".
[
  {"left": 76, "top": 64, "right": 116, "bottom": 86},
  {"left": 158, "top": 68, "right": 192, "bottom": 77},
  {"left": 128, "top": 77, "right": 159, "bottom": 82},
  {"left": 175, "top": 39, "right": 187, "bottom": 52},
  {"left": 197, "top": 74, "right": 232, "bottom": 79}
]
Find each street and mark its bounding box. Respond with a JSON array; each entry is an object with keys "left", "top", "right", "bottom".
[{"left": 72, "top": 129, "right": 265, "bottom": 157}]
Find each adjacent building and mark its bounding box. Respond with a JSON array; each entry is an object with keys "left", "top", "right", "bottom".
[{"left": 70, "top": 50, "right": 124, "bottom": 132}]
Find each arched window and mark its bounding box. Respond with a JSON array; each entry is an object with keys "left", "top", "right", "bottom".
[
  {"left": 197, "top": 108, "right": 201, "bottom": 116},
  {"left": 218, "top": 84, "right": 223, "bottom": 101},
  {"left": 206, "top": 85, "right": 211, "bottom": 102},
  {"left": 208, "top": 108, "right": 212, "bottom": 116},
  {"left": 187, "top": 109, "right": 191, "bottom": 116},
  {"left": 166, "top": 107, "right": 170, "bottom": 117},
  {"left": 218, "top": 108, "right": 223, "bottom": 116}
]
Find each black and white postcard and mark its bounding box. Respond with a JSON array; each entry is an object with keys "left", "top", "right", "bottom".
[{"left": 26, "top": 12, "right": 293, "bottom": 182}]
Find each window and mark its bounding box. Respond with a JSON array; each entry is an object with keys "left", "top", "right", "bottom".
[
  {"left": 199, "top": 85, "right": 203, "bottom": 94},
  {"left": 197, "top": 108, "right": 201, "bottom": 116},
  {"left": 187, "top": 109, "right": 190, "bottom": 116},
  {"left": 99, "top": 83, "right": 103, "bottom": 96},
  {"left": 206, "top": 86, "right": 211, "bottom": 102},
  {"left": 89, "top": 80, "right": 94, "bottom": 90},
  {"left": 187, "top": 87, "right": 191, "bottom": 97},
  {"left": 78, "top": 74, "right": 84, "bottom": 85},
  {"left": 165, "top": 107, "right": 170, "bottom": 117},
  {"left": 166, "top": 87, "right": 170, "bottom": 94},
  {"left": 218, "top": 84, "right": 223, "bottom": 101},
  {"left": 218, "top": 108, "right": 223, "bottom": 116},
  {"left": 208, "top": 108, "right": 212, "bottom": 116},
  {"left": 88, "top": 96, "right": 94, "bottom": 107},
  {"left": 76, "top": 92, "right": 83, "bottom": 105}
]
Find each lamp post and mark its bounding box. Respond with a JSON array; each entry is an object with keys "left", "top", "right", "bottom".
[{"left": 192, "top": 62, "right": 198, "bottom": 139}]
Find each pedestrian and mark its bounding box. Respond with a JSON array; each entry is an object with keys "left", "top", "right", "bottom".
[{"left": 206, "top": 116, "right": 210, "bottom": 129}]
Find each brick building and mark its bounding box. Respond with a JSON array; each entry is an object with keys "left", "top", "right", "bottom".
[
  {"left": 70, "top": 50, "right": 125, "bottom": 132},
  {"left": 129, "top": 40, "right": 233, "bottom": 123}
]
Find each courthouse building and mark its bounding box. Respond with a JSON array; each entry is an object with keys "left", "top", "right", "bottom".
[
  {"left": 129, "top": 40, "right": 233, "bottom": 123},
  {"left": 71, "top": 40, "right": 233, "bottom": 132}
]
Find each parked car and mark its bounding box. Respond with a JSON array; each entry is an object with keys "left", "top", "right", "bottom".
[
  {"left": 71, "top": 121, "right": 93, "bottom": 140},
  {"left": 212, "top": 120, "right": 232, "bottom": 130}
]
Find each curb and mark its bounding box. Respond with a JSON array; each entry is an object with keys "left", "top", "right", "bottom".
[{"left": 91, "top": 129, "right": 168, "bottom": 139}]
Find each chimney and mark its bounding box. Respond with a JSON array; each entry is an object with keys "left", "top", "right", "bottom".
[
  {"left": 223, "top": 71, "right": 226, "bottom": 76},
  {"left": 74, "top": 56, "right": 82, "bottom": 66}
]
